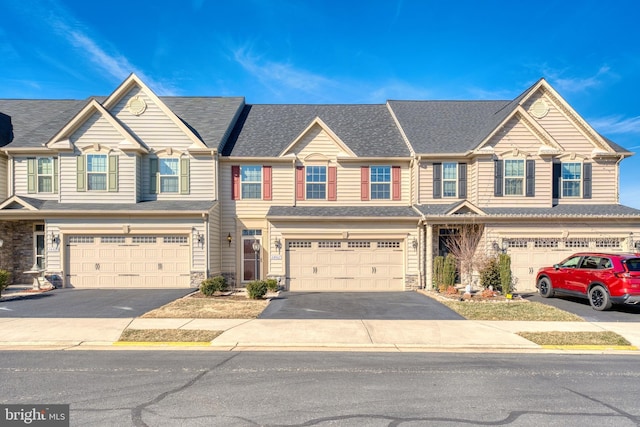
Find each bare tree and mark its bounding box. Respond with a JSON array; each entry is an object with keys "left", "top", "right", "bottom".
[{"left": 444, "top": 224, "right": 485, "bottom": 287}]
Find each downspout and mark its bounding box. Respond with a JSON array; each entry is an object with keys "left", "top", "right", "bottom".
[
  {"left": 615, "top": 155, "right": 624, "bottom": 203},
  {"left": 292, "top": 157, "right": 297, "bottom": 206},
  {"left": 203, "top": 212, "right": 210, "bottom": 278},
  {"left": 8, "top": 154, "right": 14, "bottom": 196},
  {"left": 213, "top": 150, "right": 218, "bottom": 201},
  {"left": 416, "top": 155, "right": 422, "bottom": 205}
]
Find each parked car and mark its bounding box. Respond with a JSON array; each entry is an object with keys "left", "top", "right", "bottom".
[{"left": 536, "top": 252, "right": 640, "bottom": 311}]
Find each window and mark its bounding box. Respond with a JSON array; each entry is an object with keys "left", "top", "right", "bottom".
[
  {"left": 159, "top": 158, "right": 179, "bottom": 193},
  {"left": 370, "top": 166, "right": 391, "bottom": 199},
  {"left": 306, "top": 166, "right": 326, "bottom": 199},
  {"left": 442, "top": 162, "right": 457, "bottom": 197},
  {"left": 36, "top": 158, "right": 54, "bottom": 193},
  {"left": 241, "top": 166, "right": 262, "bottom": 199},
  {"left": 562, "top": 162, "right": 581, "bottom": 197},
  {"left": 504, "top": 159, "right": 524, "bottom": 196},
  {"left": 87, "top": 154, "right": 107, "bottom": 191}
]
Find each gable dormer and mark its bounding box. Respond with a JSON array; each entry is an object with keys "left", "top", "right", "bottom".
[{"left": 279, "top": 117, "right": 356, "bottom": 160}]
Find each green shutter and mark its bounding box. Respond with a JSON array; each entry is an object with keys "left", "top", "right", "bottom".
[
  {"left": 76, "top": 156, "right": 86, "bottom": 192},
  {"left": 180, "top": 158, "right": 190, "bottom": 194},
  {"left": 53, "top": 158, "right": 58, "bottom": 193},
  {"left": 108, "top": 155, "right": 118, "bottom": 192},
  {"left": 27, "top": 158, "right": 36, "bottom": 193},
  {"left": 149, "top": 158, "right": 158, "bottom": 194}
]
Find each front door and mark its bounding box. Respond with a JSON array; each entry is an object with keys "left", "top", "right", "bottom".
[{"left": 242, "top": 232, "right": 262, "bottom": 282}]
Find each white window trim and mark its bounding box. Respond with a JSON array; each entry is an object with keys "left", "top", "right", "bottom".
[
  {"left": 159, "top": 158, "right": 180, "bottom": 194},
  {"left": 370, "top": 165, "right": 391, "bottom": 200},
  {"left": 240, "top": 165, "right": 262, "bottom": 200},
  {"left": 561, "top": 161, "right": 582, "bottom": 198},
  {"left": 504, "top": 158, "right": 525, "bottom": 196},
  {"left": 305, "top": 165, "right": 327, "bottom": 200},
  {"left": 36, "top": 157, "right": 54, "bottom": 193},
  {"left": 442, "top": 162, "right": 457, "bottom": 198},
  {"left": 86, "top": 153, "right": 108, "bottom": 192}
]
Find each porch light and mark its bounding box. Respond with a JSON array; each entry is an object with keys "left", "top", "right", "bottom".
[
  {"left": 252, "top": 240, "right": 261, "bottom": 281},
  {"left": 195, "top": 231, "right": 205, "bottom": 246},
  {"left": 411, "top": 237, "right": 418, "bottom": 250},
  {"left": 274, "top": 238, "right": 282, "bottom": 253},
  {"left": 630, "top": 232, "right": 634, "bottom": 251},
  {"left": 227, "top": 233, "right": 232, "bottom": 247},
  {"left": 50, "top": 232, "right": 60, "bottom": 245}
]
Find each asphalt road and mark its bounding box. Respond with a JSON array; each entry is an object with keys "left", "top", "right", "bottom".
[
  {"left": 1, "top": 351, "right": 638, "bottom": 426},
  {"left": 259, "top": 291, "right": 465, "bottom": 319},
  {"left": 0, "top": 288, "right": 196, "bottom": 318},
  {"left": 523, "top": 292, "right": 640, "bottom": 322}
]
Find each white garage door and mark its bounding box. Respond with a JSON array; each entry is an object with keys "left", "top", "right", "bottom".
[
  {"left": 68, "top": 235, "right": 191, "bottom": 288},
  {"left": 287, "top": 240, "right": 404, "bottom": 291},
  {"left": 506, "top": 237, "right": 623, "bottom": 292}
]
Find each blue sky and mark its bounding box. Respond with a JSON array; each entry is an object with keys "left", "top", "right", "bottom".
[{"left": 2, "top": 0, "right": 639, "bottom": 207}]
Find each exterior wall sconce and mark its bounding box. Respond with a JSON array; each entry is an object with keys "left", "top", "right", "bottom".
[
  {"left": 194, "top": 230, "right": 204, "bottom": 246},
  {"left": 274, "top": 238, "right": 282, "bottom": 253},
  {"left": 411, "top": 237, "right": 418, "bottom": 250},
  {"left": 50, "top": 232, "right": 60, "bottom": 246},
  {"left": 227, "top": 233, "right": 232, "bottom": 247},
  {"left": 492, "top": 241, "right": 507, "bottom": 253}
]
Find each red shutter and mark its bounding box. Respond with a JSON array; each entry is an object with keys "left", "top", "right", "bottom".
[
  {"left": 263, "top": 166, "right": 272, "bottom": 201},
  {"left": 328, "top": 166, "right": 337, "bottom": 201},
  {"left": 392, "top": 166, "right": 401, "bottom": 200},
  {"left": 361, "top": 166, "right": 369, "bottom": 201},
  {"left": 231, "top": 165, "right": 240, "bottom": 200},
  {"left": 295, "top": 166, "right": 305, "bottom": 200}
]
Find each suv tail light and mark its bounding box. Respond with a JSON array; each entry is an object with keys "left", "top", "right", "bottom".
[{"left": 615, "top": 271, "right": 632, "bottom": 278}]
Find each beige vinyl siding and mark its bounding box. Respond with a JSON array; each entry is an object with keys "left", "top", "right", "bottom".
[
  {"left": 468, "top": 159, "right": 478, "bottom": 205},
  {"left": 110, "top": 87, "right": 195, "bottom": 150},
  {"left": 191, "top": 224, "right": 206, "bottom": 271},
  {"left": 418, "top": 160, "right": 471, "bottom": 205},
  {"left": 141, "top": 154, "right": 215, "bottom": 201},
  {"left": 0, "top": 156, "right": 7, "bottom": 200},
  {"left": 208, "top": 203, "right": 222, "bottom": 276},
  {"left": 58, "top": 152, "right": 136, "bottom": 203},
  {"left": 13, "top": 157, "right": 58, "bottom": 200},
  {"left": 69, "top": 112, "right": 130, "bottom": 147},
  {"left": 45, "top": 223, "right": 62, "bottom": 274},
  {"left": 290, "top": 125, "right": 350, "bottom": 158}
]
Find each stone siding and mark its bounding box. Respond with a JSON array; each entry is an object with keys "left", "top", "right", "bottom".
[{"left": 0, "top": 220, "right": 38, "bottom": 284}]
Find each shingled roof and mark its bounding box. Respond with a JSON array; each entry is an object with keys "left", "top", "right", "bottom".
[
  {"left": 0, "top": 96, "right": 244, "bottom": 150},
  {"left": 222, "top": 104, "right": 411, "bottom": 157}
]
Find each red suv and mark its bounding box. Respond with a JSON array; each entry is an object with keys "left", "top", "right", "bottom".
[{"left": 536, "top": 252, "right": 640, "bottom": 311}]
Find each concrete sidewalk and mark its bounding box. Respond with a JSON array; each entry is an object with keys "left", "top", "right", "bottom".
[{"left": 0, "top": 316, "right": 639, "bottom": 352}]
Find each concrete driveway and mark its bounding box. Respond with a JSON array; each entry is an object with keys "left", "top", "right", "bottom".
[
  {"left": 523, "top": 292, "right": 640, "bottom": 322},
  {"left": 259, "top": 291, "right": 465, "bottom": 320},
  {"left": 0, "top": 288, "right": 195, "bottom": 318}
]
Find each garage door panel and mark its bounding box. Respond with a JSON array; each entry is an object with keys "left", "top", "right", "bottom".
[
  {"left": 287, "top": 240, "right": 404, "bottom": 292},
  {"left": 68, "top": 235, "right": 191, "bottom": 288}
]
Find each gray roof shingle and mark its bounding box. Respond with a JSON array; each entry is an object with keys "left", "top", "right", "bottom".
[
  {"left": 267, "top": 205, "right": 420, "bottom": 218},
  {"left": 414, "top": 203, "right": 640, "bottom": 217},
  {"left": 0, "top": 96, "right": 244, "bottom": 150},
  {"left": 222, "top": 104, "right": 411, "bottom": 157}
]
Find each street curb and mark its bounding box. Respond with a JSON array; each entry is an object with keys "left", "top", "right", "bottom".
[
  {"left": 114, "top": 341, "right": 212, "bottom": 347},
  {"left": 540, "top": 345, "right": 638, "bottom": 351}
]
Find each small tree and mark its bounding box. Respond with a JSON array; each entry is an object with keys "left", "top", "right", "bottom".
[
  {"left": 444, "top": 224, "right": 485, "bottom": 286},
  {"left": 499, "top": 253, "right": 512, "bottom": 295},
  {"left": 0, "top": 269, "right": 11, "bottom": 297},
  {"left": 443, "top": 254, "right": 457, "bottom": 288},
  {"left": 433, "top": 256, "right": 444, "bottom": 290},
  {"left": 479, "top": 257, "right": 500, "bottom": 290}
]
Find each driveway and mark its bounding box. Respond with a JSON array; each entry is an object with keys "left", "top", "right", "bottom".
[
  {"left": 0, "top": 288, "right": 195, "bottom": 318},
  {"left": 523, "top": 292, "right": 640, "bottom": 322},
  {"left": 259, "top": 291, "right": 465, "bottom": 320}
]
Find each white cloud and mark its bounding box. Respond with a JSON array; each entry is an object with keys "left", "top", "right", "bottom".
[
  {"left": 589, "top": 115, "right": 640, "bottom": 135},
  {"left": 232, "top": 45, "right": 337, "bottom": 100},
  {"left": 545, "top": 65, "right": 615, "bottom": 93}
]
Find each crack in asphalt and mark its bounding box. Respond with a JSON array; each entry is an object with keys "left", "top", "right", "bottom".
[
  {"left": 131, "top": 353, "right": 239, "bottom": 427},
  {"left": 565, "top": 387, "right": 640, "bottom": 425}
]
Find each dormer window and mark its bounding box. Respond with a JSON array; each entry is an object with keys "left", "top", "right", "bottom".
[{"left": 306, "top": 166, "right": 326, "bottom": 199}]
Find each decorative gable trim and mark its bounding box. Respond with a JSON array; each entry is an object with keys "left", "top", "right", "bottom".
[
  {"left": 0, "top": 195, "right": 39, "bottom": 211},
  {"left": 102, "top": 73, "right": 208, "bottom": 151},
  {"left": 45, "top": 99, "right": 147, "bottom": 153},
  {"left": 278, "top": 117, "right": 357, "bottom": 158},
  {"left": 475, "top": 106, "right": 562, "bottom": 154},
  {"left": 444, "top": 201, "right": 486, "bottom": 216}
]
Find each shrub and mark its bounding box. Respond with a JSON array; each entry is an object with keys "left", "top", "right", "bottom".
[
  {"left": 246, "top": 280, "right": 268, "bottom": 299},
  {"left": 200, "top": 275, "right": 228, "bottom": 296},
  {"left": 265, "top": 278, "right": 279, "bottom": 292},
  {"left": 433, "top": 256, "right": 444, "bottom": 290},
  {"left": 499, "top": 253, "right": 512, "bottom": 295},
  {"left": 0, "top": 269, "right": 10, "bottom": 297},
  {"left": 443, "top": 254, "right": 457, "bottom": 287},
  {"left": 479, "top": 257, "right": 501, "bottom": 290}
]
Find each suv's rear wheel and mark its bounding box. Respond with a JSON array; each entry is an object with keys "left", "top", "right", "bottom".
[
  {"left": 538, "top": 277, "right": 554, "bottom": 298},
  {"left": 589, "top": 285, "right": 612, "bottom": 311}
]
